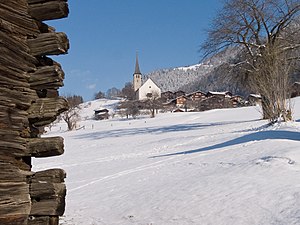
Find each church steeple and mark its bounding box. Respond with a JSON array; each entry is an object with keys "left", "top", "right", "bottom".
[
  {"left": 134, "top": 52, "right": 141, "bottom": 74},
  {"left": 133, "top": 52, "right": 142, "bottom": 92}
]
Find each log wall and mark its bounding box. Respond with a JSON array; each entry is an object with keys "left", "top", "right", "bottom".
[{"left": 0, "top": 0, "right": 69, "bottom": 224}]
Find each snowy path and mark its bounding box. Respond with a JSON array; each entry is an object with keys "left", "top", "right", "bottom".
[{"left": 33, "top": 101, "right": 300, "bottom": 225}]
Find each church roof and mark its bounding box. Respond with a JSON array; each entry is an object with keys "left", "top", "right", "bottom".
[{"left": 134, "top": 53, "right": 141, "bottom": 74}]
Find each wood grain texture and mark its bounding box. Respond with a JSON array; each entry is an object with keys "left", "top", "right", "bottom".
[
  {"left": 29, "top": 0, "right": 69, "bottom": 21},
  {"left": 0, "top": 0, "right": 68, "bottom": 221}
]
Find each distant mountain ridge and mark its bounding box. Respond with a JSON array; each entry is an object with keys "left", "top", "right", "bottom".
[{"left": 143, "top": 47, "right": 240, "bottom": 94}]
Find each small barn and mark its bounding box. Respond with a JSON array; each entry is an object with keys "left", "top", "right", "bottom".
[
  {"left": 247, "top": 94, "right": 262, "bottom": 106},
  {"left": 94, "top": 109, "right": 109, "bottom": 120}
]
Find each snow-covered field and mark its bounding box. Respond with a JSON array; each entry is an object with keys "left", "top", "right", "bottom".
[{"left": 33, "top": 98, "right": 300, "bottom": 225}]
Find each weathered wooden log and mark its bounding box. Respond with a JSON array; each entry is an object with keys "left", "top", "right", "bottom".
[
  {"left": 27, "top": 32, "right": 69, "bottom": 56},
  {"left": 28, "top": 0, "right": 69, "bottom": 21},
  {"left": 0, "top": 136, "right": 64, "bottom": 158},
  {"left": 0, "top": 69, "right": 30, "bottom": 89},
  {"left": 2, "top": 140, "right": 26, "bottom": 158},
  {"left": 30, "top": 169, "right": 66, "bottom": 216},
  {"left": 0, "top": 154, "right": 32, "bottom": 182},
  {"left": 0, "top": 31, "right": 38, "bottom": 74},
  {"left": 0, "top": 156, "right": 32, "bottom": 220},
  {"left": 0, "top": 183, "right": 31, "bottom": 222},
  {"left": 0, "top": 105, "right": 29, "bottom": 134},
  {"left": 30, "top": 183, "right": 66, "bottom": 216},
  {"left": 0, "top": 140, "right": 27, "bottom": 158},
  {"left": 0, "top": 65, "right": 30, "bottom": 83},
  {"left": 31, "top": 169, "right": 66, "bottom": 184},
  {"left": 0, "top": 215, "right": 28, "bottom": 225},
  {"left": 27, "top": 97, "right": 68, "bottom": 127},
  {"left": 0, "top": 183, "right": 31, "bottom": 213},
  {"left": 29, "top": 65, "right": 64, "bottom": 90},
  {"left": 28, "top": 216, "right": 59, "bottom": 225},
  {"left": 0, "top": 2, "right": 39, "bottom": 36},
  {"left": 27, "top": 136, "right": 64, "bottom": 157},
  {"left": 0, "top": 87, "right": 37, "bottom": 110},
  {"left": 29, "top": 170, "right": 66, "bottom": 216}
]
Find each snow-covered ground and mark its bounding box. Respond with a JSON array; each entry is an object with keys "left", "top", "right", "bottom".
[{"left": 33, "top": 98, "right": 300, "bottom": 225}]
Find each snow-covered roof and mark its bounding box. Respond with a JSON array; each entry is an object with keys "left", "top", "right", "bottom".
[
  {"left": 208, "top": 91, "right": 231, "bottom": 96},
  {"left": 249, "top": 94, "right": 262, "bottom": 98},
  {"left": 186, "top": 90, "right": 206, "bottom": 96}
]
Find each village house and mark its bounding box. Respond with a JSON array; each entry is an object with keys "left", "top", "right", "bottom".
[
  {"left": 175, "top": 95, "right": 188, "bottom": 107},
  {"left": 174, "top": 90, "right": 186, "bottom": 98},
  {"left": 186, "top": 91, "right": 207, "bottom": 101},
  {"left": 231, "top": 95, "right": 244, "bottom": 107},
  {"left": 196, "top": 95, "right": 234, "bottom": 111},
  {"left": 207, "top": 91, "right": 232, "bottom": 98},
  {"left": 161, "top": 91, "right": 175, "bottom": 102}
]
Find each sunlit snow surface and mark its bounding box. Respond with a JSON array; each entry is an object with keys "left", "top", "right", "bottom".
[{"left": 33, "top": 98, "right": 300, "bottom": 225}]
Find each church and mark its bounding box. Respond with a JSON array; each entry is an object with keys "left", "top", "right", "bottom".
[{"left": 133, "top": 54, "right": 161, "bottom": 100}]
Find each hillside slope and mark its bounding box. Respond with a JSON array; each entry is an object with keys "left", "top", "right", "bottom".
[
  {"left": 34, "top": 98, "right": 300, "bottom": 225},
  {"left": 144, "top": 48, "right": 239, "bottom": 93}
]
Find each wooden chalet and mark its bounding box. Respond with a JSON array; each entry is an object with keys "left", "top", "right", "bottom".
[
  {"left": 0, "top": 1, "right": 69, "bottom": 224},
  {"left": 207, "top": 91, "right": 232, "bottom": 98},
  {"left": 175, "top": 95, "right": 188, "bottom": 107},
  {"left": 197, "top": 95, "right": 234, "bottom": 111},
  {"left": 161, "top": 91, "right": 175, "bottom": 102},
  {"left": 174, "top": 90, "right": 186, "bottom": 98},
  {"left": 186, "top": 91, "right": 207, "bottom": 101},
  {"left": 94, "top": 109, "right": 109, "bottom": 120}
]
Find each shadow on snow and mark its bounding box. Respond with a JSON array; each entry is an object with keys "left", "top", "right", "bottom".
[
  {"left": 73, "top": 119, "right": 258, "bottom": 140},
  {"left": 151, "top": 130, "right": 300, "bottom": 158}
]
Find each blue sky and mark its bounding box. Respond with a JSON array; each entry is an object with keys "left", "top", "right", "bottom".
[{"left": 49, "top": 0, "right": 222, "bottom": 101}]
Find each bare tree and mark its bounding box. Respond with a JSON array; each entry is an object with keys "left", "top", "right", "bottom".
[
  {"left": 117, "top": 100, "right": 140, "bottom": 119},
  {"left": 106, "top": 87, "right": 121, "bottom": 99},
  {"left": 202, "top": 0, "right": 300, "bottom": 122},
  {"left": 121, "top": 82, "right": 136, "bottom": 100},
  {"left": 94, "top": 90, "right": 105, "bottom": 100},
  {"left": 61, "top": 95, "right": 83, "bottom": 130},
  {"left": 145, "top": 91, "right": 162, "bottom": 118}
]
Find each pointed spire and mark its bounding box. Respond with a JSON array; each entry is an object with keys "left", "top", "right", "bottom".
[{"left": 134, "top": 52, "right": 141, "bottom": 74}]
